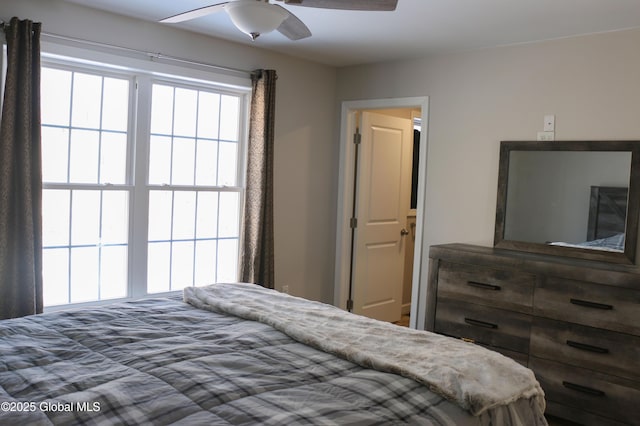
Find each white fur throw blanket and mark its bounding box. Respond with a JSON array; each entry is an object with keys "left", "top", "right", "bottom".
[{"left": 184, "top": 283, "right": 546, "bottom": 418}]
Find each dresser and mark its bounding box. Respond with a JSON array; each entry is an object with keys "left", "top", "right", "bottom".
[{"left": 426, "top": 243, "right": 640, "bottom": 425}]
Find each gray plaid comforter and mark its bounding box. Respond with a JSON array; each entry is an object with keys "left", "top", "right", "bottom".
[{"left": 0, "top": 297, "right": 504, "bottom": 425}]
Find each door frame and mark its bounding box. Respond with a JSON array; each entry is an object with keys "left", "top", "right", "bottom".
[{"left": 334, "top": 97, "right": 429, "bottom": 329}]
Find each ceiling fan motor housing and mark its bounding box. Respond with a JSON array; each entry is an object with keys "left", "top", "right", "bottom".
[{"left": 226, "top": 0, "right": 289, "bottom": 39}]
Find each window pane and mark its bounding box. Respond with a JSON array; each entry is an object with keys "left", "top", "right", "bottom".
[
  {"left": 149, "top": 135, "right": 172, "bottom": 185},
  {"left": 171, "top": 241, "right": 194, "bottom": 290},
  {"left": 71, "top": 73, "right": 102, "bottom": 129},
  {"left": 172, "top": 191, "right": 196, "bottom": 240},
  {"left": 100, "top": 132, "right": 127, "bottom": 184},
  {"left": 42, "top": 189, "right": 70, "bottom": 247},
  {"left": 148, "top": 191, "right": 172, "bottom": 241},
  {"left": 173, "top": 88, "right": 197, "bottom": 137},
  {"left": 41, "top": 127, "right": 69, "bottom": 183},
  {"left": 101, "top": 191, "right": 129, "bottom": 245},
  {"left": 102, "top": 77, "right": 129, "bottom": 132},
  {"left": 194, "top": 240, "right": 216, "bottom": 287},
  {"left": 218, "top": 142, "right": 238, "bottom": 186},
  {"left": 150, "top": 84, "right": 174, "bottom": 135},
  {"left": 41, "top": 68, "right": 71, "bottom": 126},
  {"left": 71, "top": 190, "right": 100, "bottom": 246},
  {"left": 195, "top": 139, "right": 218, "bottom": 186},
  {"left": 43, "top": 248, "right": 69, "bottom": 306},
  {"left": 147, "top": 242, "right": 170, "bottom": 293},
  {"left": 69, "top": 129, "right": 99, "bottom": 183},
  {"left": 172, "top": 137, "right": 195, "bottom": 185},
  {"left": 70, "top": 247, "right": 99, "bottom": 303},
  {"left": 100, "top": 246, "right": 127, "bottom": 300},
  {"left": 197, "top": 91, "right": 220, "bottom": 139},
  {"left": 196, "top": 192, "right": 218, "bottom": 239},
  {"left": 219, "top": 192, "right": 239, "bottom": 238},
  {"left": 217, "top": 239, "right": 238, "bottom": 283},
  {"left": 219, "top": 95, "right": 240, "bottom": 141}
]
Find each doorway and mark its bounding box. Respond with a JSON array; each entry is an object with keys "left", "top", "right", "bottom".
[{"left": 334, "top": 97, "right": 429, "bottom": 329}]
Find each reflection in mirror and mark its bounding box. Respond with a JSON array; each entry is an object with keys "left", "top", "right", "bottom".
[
  {"left": 494, "top": 141, "right": 640, "bottom": 264},
  {"left": 504, "top": 151, "right": 631, "bottom": 252}
]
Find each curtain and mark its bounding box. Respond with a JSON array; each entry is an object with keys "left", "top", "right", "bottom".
[
  {"left": 239, "top": 69, "right": 277, "bottom": 289},
  {"left": 0, "top": 17, "right": 43, "bottom": 319}
]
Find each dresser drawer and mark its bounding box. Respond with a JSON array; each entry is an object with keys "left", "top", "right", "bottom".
[
  {"left": 530, "top": 357, "right": 640, "bottom": 424},
  {"left": 478, "top": 344, "right": 529, "bottom": 367},
  {"left": 531, "top": 317, "right": 640, "bottom": 381},
  {"left": 437, "top": 261, "right": 535, "bottom": 313},
  {"left": 534, "top": 277, "right": 640, "bottom": 335},
  {"left": 434, "top": 297, "right": 531, "bottom": 353},
  {"left": 545, "top": 400, "right": 627, "bottom": 426}
]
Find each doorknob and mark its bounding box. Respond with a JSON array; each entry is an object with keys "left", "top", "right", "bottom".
[{"left": 400, "top": 228, "right": 410, "bottom": 236}]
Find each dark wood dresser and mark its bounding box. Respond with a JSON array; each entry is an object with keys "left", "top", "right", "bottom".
[{"left": 426, "top": 243, "right": 640, "bottom": 425}]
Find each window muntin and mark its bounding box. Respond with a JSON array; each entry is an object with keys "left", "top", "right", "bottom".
[{"left": 40, "top": 61, "right": 246, "bottom": 308}]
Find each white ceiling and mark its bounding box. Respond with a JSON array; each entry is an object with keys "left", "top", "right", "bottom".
[{"left": 61, "top": 0, "right": 640, "bottom": 67}]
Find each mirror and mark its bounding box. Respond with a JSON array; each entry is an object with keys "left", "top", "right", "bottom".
[{"left": 494, "top": 141, "right": 640, "bottom": 264}]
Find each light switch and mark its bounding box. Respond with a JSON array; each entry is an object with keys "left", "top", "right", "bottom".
[{"left": 544, "top": 115, "right": 555, "bottom": 132}]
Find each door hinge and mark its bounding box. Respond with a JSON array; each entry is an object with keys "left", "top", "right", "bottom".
[
  {"left": 353, "top": 130, "right": 361, "bottom": 145},
  {"left": 347, "top": 299, "right": 354, "bottom": 311},
  {"left": 350, "top": 217, "right": 358, "bottom": 229}
]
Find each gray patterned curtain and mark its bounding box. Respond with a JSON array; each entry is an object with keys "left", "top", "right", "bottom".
[
  {"left": 239, "top": 69, "right": 276, "bottom": 289},
  {"left": 0, "top": 17, "right": 43, "bottom": 319}
]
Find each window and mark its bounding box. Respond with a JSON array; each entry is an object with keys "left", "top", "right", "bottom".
[
  {"left": 146, "top": 83, "right": 242, "bottom": 293},
  {"left": 40, "top": 60, "right": 247, "bottom": 307}
]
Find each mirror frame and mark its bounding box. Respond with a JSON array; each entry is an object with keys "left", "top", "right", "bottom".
[{"left": 494, "top": 140, "right": 640, "bottom": 264}]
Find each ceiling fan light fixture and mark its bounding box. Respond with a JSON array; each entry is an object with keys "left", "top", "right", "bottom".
[{"left": 226, "top": 0, "right": 289, "bottom": 40}]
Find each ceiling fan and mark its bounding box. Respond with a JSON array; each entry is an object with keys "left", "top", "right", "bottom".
[{"left": 160, "top": 0, "right": 398, "bottom": 41}]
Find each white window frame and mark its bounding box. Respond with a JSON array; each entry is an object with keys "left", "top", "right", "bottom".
[{"left": 40, "top": 44, "right": 251, "bottom": 311}]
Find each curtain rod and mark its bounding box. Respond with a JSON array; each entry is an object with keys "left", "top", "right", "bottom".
[{"left": 1, "top": 19, "right": 252, "bottom": 77}]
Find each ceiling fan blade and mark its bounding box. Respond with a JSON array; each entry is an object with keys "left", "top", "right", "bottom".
[
  {"left": 276, "top": 7, "right": 312, "bottom": 40},
  {"left": 283, "top": 0, "right": 397, "bottom": 11},
  {"left": 160, "top": 2, "right": 229, "bottom": 24}
]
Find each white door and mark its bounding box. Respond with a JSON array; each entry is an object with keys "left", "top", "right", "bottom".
[{"left": 352, "top": 111, "right": 413, "bottom": 323}]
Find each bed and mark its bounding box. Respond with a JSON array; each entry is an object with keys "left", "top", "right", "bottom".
[{"left": 0, "top": 283, "right": 547, "bottom": 425}]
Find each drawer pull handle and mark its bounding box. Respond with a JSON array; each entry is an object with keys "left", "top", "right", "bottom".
[
  {"left": 467, "top": 281, "right": 501, "bottom": 291},
  {"left": 566, "top": 340, "right": 609, "bottom": 354},
  {"left": 570, "top": 298, "right": 613, "bottom": 310},
  {"left": 562, "top": 381, "right": 606, "bottom": 397},
  {"left": 464, "top": 318, "right": 498, "bottom": 329}
]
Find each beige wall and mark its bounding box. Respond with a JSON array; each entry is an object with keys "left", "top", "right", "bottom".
[
  {"left": 336, "top": 28, "right": 640, "bottom": 325},
  {"left": 5, "top": 0, "right": 339, "bottom": 303}
]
